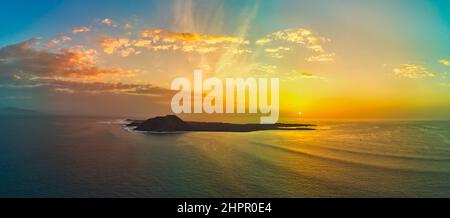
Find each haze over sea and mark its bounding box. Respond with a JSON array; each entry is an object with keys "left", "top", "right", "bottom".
[{"left": 1, "top": 115, "right": 449, "bottom": 197}]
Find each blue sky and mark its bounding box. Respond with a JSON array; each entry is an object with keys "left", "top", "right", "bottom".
[{"left": 2, "top": 0, "right": 449, "bottom": 45}]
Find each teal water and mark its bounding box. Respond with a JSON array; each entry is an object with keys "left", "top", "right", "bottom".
[{"left": 0, "top": 116, "right": 449, "bottom": 197}]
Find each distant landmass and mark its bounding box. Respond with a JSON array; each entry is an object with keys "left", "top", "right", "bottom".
[
  {"left": 0, "top": 107, "right": 42, "bottom": 116},
  {"left": 127, "top": 115, "right": 316, "bottom": 132}
]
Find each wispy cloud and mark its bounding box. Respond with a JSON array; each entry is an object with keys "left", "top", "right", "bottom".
[
  {"left": 255, "top": 28, "right": 334, "bottom": 62},
  {"left": 255, "top": 38, "right": 272, "bottom": 46},
  {"left": 99, "top": 28, "right": 249, "bottom": 57},
  {"left": 255, "top": 28, "right": 329, "bottom": 50},
  {"left": 264, "top": 46, "right": 290, "bottom": 58},
  {"left": 71, "top": 26, "right": 91, "bottom": 34},
  {"left": 41, "top": 79, "right": 173, "bottom": 96},
  {"left": 306, "top": 53, "right": 335, "bottom": 62},
  {"left": 393, "top": 64, "right": 435, "bottom": 79},
  {"left": 141, "top": 28, "right": 248, "bottom": 45},
  {"left": 254, "top": 64, "right": 278, "bottom": 75},
  {"left": 287, "top": 71, "right": 327, "bottom": 81}
]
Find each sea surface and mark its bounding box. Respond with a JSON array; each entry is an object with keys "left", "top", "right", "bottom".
[{"left": 0, "top": 116, "right": 449, "bottom": 197}]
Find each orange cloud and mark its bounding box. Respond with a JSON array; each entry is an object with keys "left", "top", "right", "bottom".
[
  {"left": 141, "top": 28, "right": 248, "bottom": 44},
  {"left": 133, "top": 40, "right": 152, "bottom": 47},
  {"left": 64, "top": 47, "right": 98, "bottom": 67},
  {"left": 46, "top": 34, "right": 72, "bottom": 47},
  {"left": 0, "top": 39, "right": 170, "bottom": 98},
  {"left": 71, "top": 26, "right": 90, "bottom": 34},
  {"left": 0, "top": 39, "right": 136, "bottom": 81},
  {"left": 139, "top": 28, "right": 249, "bottom": 54},
  {"left": 99, "top": 29, "right": 250, "bottom": 56},
  {"left": 99, "top": 37, "right": 135, "bottom": 57}
]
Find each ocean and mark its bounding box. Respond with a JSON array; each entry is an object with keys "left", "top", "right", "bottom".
[{"left": 0, "top": 116, "right": 449, "bottom": 197}]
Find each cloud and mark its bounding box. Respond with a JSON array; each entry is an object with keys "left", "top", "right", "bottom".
[
  {"left": 264, "top": 47, "right": 291, "bottom": 53},
  {"left": 99, "top": 37, "right": 136, "bottom": 57},
  {"left": 133, "top": 40, "right": 152, "bottom": 47},
  {"left": 393, "top": 64, "right": 435, "bottom": 79},
  {"left": 0, "top": 39, "right": 136, "bottom": 82},
  {"left": 264, "top": 46, "right": 290, "bottom": 58},
  {"left": 140, "top": 28, "right": 249, "bottom": 53},
  {"left": 46, "top": 34, "right": 72, "bottom": 47},
  {"left": 286, "top": 71, "right": 327, "bottom": 81},
  {"left": 71, "top": 26, "right": 91, "bottom": 34},
  {"left": 124, "top": 23, "right": 133, "bottom": 29},
  {"left": 255, "top": 38, "right": 272, "bottom": 45},
  {"left": 141, "top": 28, "right": 248, "bottom": 44},
  {"left": 98, "top": 28, "right": 250, "bottom": 57},
  {"left": 38, "top": 79, "right": 173, "bottom": 96},
  {"left": 100, "top": 18, "right": 117, "bottom": 27},
  {"left": 253, "top": 64, "right": 278, "bottom": 75},
  {"left": 255, "top": 28, "right": 329, "bottom": 49},
  {"left": 255, "top": 28, "right": 333, "bottom": 61},
  {"left": 299, "top": 72, "right": 314, "bottom": 77},
  {"left": 306, "top": 53, "right": 335, "bottom": 62},
  {"left": 0, "top": 78, "right": 173, "bottom": 98},
  {"left": 0, "top": 39, "right": 172, "bottom": 97},
  {"left": 440, "top": 59, "right": 450, "bottom": 66}
]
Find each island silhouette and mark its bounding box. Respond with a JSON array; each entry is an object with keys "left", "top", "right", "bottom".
[
  {"left": 0, "top": 107, "right": 43, "bottom": 116},
  {"left": 127, "top": 115, "right": 315, "bottom": 132}
]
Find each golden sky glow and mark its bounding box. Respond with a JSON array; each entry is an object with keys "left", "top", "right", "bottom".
[{"left": 0, "top": 0, "right": 449, "bottom": 120}]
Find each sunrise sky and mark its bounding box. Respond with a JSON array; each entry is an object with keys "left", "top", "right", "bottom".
[{"left": 0, "top": 0, "right": 449, "bottom": 120}]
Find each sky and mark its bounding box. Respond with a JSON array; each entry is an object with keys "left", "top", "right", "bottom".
[{"left": 0, "top": 0, "right": 449, "bottom": 121}]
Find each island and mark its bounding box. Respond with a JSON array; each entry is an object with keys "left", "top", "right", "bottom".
[
  {"left": 126, "top": 115, "right": 316, "bottom": 132},
  {"left": 0, "top": 107, "right": 43, "bottom": 116}
]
